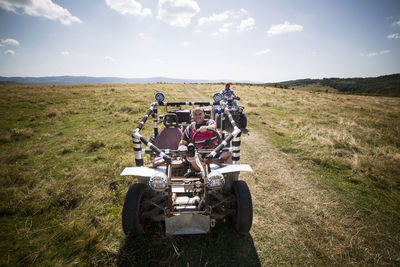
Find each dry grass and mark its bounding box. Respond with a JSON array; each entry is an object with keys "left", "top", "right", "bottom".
[{"left": 1, "top": 84, "right": 399, "bottom": 265}]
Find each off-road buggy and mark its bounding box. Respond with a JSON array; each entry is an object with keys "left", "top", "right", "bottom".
[
  {"left": 121, "top": 92, "right": 253, "bottom": 236},
  {"left": 214, "top": 94, "right": 247, "bottom": 130}
]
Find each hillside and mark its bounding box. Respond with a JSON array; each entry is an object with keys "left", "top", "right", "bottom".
[
  {"left": 267, "top": 73, "right": 400, "bottom": 96},
  {"left": 0, "top": 76, "right": 253, "bottom": 85},
  {"left": 1, "top": 84, "right": 399, "bottom": 265}
]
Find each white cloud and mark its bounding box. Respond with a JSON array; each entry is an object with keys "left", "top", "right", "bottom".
[
  {"left": 61, "top": 51, "right": 70, "bottom": 56},
  {"left": 219, "top": 27, "right": 229, "bottom": 33},
  {"left": 157, "top": 0, "right": 200, "bottom": 27},
  {"left": 4, "top": 49, "right": 15, "bottom": 55},
  {"left": 392, "top": 20, "right": 400, "bottom": 27},
  {"left": 104, "top": 56, "right": 115, "bottom": 62},
  {"left": 198, "top": 9, "right": 254, "bottom": 34},
  {"left": 198, "top": 12, "right": 229, "bottom": 25},
  {"left": 267, "top": 21, "right": 303, "bottom": 36},
  {"left": 366, "top": 50, "right": 390, "bottom": 57},
  {"left": 237, "top": 17, "right": 255, "bottom": 32},
  {"left": 0, "top": 0, "right": 82, "bottom": 25},
  {"left": 1, "top": 38, "right": 19, "bottom": 46},
  {"left": 223, "top": 22, "right": 234, "bottom": 28},
  {"left": 182, "top": 41, "right": 189, "bottom": 46},
  {"left": 215, "top": 22, "right": 234, "bottom": 34},
  {"left": 138, "top": 32, "right": 145, "bottom": 37},
  {"left": 387, "top": 33, "right": 400, "bottom": 39},
  {"left": 105, "top": 0, "right": 152, "bottom": 16},
  {"left": 198, "top": 9, "right": 247, "bottom": 25},
  {"left": 254, "top": 49, "right": 270, "bottom": 56}
]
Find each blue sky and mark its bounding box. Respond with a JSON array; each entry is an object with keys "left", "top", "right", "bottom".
[{"left": 0, "top": 0, "right": 399, "bottom": 82}]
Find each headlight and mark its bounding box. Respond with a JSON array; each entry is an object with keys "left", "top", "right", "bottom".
[
  {"left": 155, "top": 92, "right": 165, "bottom": 102},
  {"left": 207, "top": 171, "right": 225, "bottom": 190},
  {"left": 149, "top": 173, "right": 168, "bottom": 191},
  {"left": 213, "top": 93, "right": 222, "bottom": 102}
]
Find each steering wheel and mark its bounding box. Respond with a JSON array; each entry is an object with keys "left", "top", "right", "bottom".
[
  {"left": 163, "top": 113, "right": 179, "bottom": 128},
  {"left": 192, "top": 128, "right": 222, "bottom": 149}
]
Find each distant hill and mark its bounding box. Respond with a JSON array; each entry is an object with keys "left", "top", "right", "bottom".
[
  {"left": 265, "top": 74, "right": 400, "bottom": 96},
  {"left": 1, "top": 74, "right": 399, "bottom": 96},
  {"left": 0, "top": 76, "right": 254, "bottom": 85}
]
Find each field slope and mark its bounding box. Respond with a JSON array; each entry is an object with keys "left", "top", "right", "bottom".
[{"left": 1, "top": 84, "right": 399, "bottom": 265}]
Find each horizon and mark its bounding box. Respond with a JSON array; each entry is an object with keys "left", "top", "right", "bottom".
[
  {"left": 1, "top": 73, "right": 399, "bottom": 85},
  {"left": 0, "top": 0, "right": 400, "bottom": 82}
]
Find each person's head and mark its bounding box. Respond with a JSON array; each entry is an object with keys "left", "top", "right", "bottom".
[
  {"left": 225, "top": 82, "right": 231, "bottom": 90},
  {"left": 192, "top": 107, "right": 205, "bottom": 124}
]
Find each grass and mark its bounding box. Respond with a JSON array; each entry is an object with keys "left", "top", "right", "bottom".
[{"left": 1, "top": 84, "right": 399, "bottom": 265}]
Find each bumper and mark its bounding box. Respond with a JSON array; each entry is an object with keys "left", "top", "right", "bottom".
[{"left": 165, "top": 214, "right": 210, "bottom": 235}]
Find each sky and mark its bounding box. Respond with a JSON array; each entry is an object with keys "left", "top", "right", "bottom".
[{"left": 0, "top": 0, "right": 399, "bottom": 83}]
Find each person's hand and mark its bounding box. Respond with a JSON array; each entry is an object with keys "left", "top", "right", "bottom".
[
  {"left": 199, "top": 126, "right": 208, "bottom": 132},
  {"left": 178, "top": 145, "right": 188, "bottom": 151}
]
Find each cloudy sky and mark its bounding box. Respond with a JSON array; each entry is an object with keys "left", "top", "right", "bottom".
[{"left": 0, "top": 0, "right": 399, "bottom": 82}]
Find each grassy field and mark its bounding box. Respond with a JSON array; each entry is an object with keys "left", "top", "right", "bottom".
[{"left": 1, "top": 84, "right": 399, "bottom": 266}]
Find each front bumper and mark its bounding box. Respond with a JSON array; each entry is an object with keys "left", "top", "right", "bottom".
[{"left": 165, "top": 213, "right": 210, "bottom": 235}]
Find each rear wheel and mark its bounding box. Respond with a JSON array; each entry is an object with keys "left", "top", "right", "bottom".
[
  {"left": 232, "top": 180, "right": 253, "bottom": 233},
  {"left": 122, "top": 183, "right": 146, "bottom": 236}
]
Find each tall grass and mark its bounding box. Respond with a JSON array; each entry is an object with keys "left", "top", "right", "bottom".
[{"left": 1, "top": 84, "right": 399, "bottom": 265}]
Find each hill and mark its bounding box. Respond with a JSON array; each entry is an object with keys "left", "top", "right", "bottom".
[
  {"left": 266, "top": 74, "right": 400, "bottom": 96},
  {"left": 0, "top": 76, "right": 254, "bottom": 85}
]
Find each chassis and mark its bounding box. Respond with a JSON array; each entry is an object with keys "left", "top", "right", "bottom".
[{"left": 121, "top": 92, "right": 253, "bottom": 236}]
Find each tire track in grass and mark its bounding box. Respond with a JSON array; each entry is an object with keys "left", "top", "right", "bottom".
[
  {"left": 239, "top": 128, "right": 389, "bottom": 265},
  {"left": 184, "top": 84, "right": 209, "bottom": 101}
]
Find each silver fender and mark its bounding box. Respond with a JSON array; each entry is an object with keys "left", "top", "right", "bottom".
[
  {"left": 210, "top": 164, "right": 253, "bottom": 174},
  {"left": 120, "top": 166, "right": 166, "bottom": 178}
]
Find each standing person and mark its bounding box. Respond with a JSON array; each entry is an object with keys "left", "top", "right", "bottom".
[
  {"left": 179, "top": 107, "right": 216, "bottom": 148},
  {"left": 221, "top": 82, "right": 239, "bottom": 100}
]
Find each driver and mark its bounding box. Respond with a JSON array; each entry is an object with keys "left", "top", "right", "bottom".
[
  {"left": 221, "top": 82, "right": 238, "bottom": 100},
  {"left": 179, "top": 107, "right": 217, "bottom": 149}
]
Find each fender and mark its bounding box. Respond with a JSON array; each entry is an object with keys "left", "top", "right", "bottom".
[{"left": 120, "top": 166, "right": 166, "bottom": 178}]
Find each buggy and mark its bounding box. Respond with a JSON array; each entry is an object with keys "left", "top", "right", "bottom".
[
  {"left": 214, "top": 94, "right": 247, "bottom": 130},
  {"left": 121, "top": 92, "right": 253, "bottom": 236}
]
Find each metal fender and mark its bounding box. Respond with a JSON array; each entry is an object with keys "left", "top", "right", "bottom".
[
  {"left": 210, "top": 164, "right": 253, "bottom": 174},
  {"left": 120, "top": 166, "right": 166, "bottom": 178}
]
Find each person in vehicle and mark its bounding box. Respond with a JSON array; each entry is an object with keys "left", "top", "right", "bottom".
[
  {"left": 221, "top": 82, "right": 239, "bottom": 100},
  {"left": 179, "top": 108, "right": 231, "bottom": 174},
  {"left": 179, "top": 107, "right": 217, "bottom": 148}
]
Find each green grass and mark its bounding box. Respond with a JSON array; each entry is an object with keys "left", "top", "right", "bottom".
[{"left": 1, "top": 84, "right": 400, "bottom": 265}]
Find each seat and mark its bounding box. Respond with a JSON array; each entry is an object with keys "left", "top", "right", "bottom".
[
  {"left": 154, "top": 127, "right": 182, "bottom": 150},
  {"left": 152, "top": 128, "right": 184, "bottom": 168}
]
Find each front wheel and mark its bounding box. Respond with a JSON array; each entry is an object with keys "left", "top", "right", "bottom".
[
  {"left": 122, "top": 183, "right": 146, "bottom": 236},
  {"left": 232, "top": 180, "right": 253, "bottom": 233},
  {"left": 240, "top": 114, "right": 247, "bottom": 129}
]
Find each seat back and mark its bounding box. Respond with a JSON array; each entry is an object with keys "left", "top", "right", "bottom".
[{"left": 154, "top": 128, "right": 183, "bottom": 150}]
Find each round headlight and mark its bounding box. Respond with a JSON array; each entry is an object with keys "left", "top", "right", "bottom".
[
  {"left": 149, "top": 173, "right": 168, "bottom": 192},
  {"left": 207, "top": 171, "right": 225, "bottom": 190},
  {"left": 155, "top": 92, "right": 165, "bottom": 102},
  {"left": 213, "top": 93, "right": 222, "bottom": 102}
]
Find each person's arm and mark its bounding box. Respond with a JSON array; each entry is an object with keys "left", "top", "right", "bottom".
[{"left": 179, "top": 125, "right": 191, "bottom": 145}]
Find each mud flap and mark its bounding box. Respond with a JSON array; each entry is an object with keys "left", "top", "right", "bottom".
[{"left": 165, "top": 214, "right": 210, "bottom": 235}]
